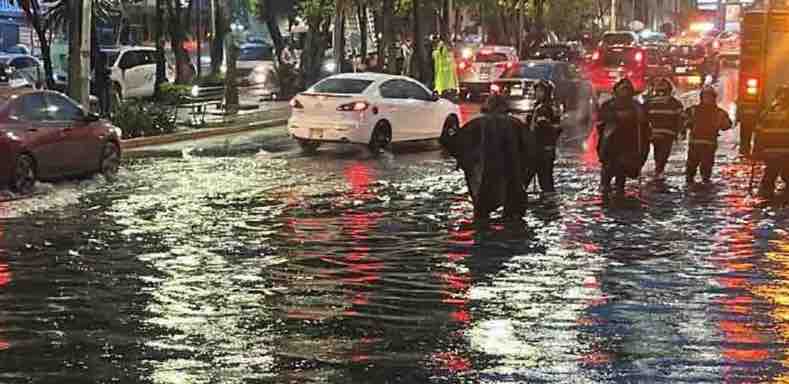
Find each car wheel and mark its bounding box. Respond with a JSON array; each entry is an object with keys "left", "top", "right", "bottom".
[
  {"left": 100, "top": 142, "right": 121, "bottom": 179},
  {"left": 11, "top": 154, "right": 35, "bottom": 195},
  {"left": 297, "top": 139, "right": 321, "bottom": 154},
  {"left": 368, "top": 121, "right": 392, "bottom": 154},
  {"left": 441, "top": 115, "right": 460, "bottom": 138}
]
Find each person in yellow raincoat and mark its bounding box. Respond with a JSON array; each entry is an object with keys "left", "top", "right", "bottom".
[{"left": 433, "top": 40, "right": 459, "bottom": 97}]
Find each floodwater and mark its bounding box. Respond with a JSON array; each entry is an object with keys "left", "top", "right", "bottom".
[{"left": 2, "top": 69, "right": 789, "bottom": 383}]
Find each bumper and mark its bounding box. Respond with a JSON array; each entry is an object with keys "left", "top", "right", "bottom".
[
  {"left": 288, "top": 117, "right": 373, "bottom": 145},
  {"left": 460, "top": 82, "right": 492, "bottom": 94}
]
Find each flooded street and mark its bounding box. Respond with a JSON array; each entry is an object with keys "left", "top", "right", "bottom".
[{"left": 3, "top": 69, "right": 789, "bottom": 383}]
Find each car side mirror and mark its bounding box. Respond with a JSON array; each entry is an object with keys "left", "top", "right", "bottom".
[
  {"left": 431, "top": 91, "right": 441, "bottom": 102},
  {"left": 84, "top": 112, "right": 100, "bottom": 122}
]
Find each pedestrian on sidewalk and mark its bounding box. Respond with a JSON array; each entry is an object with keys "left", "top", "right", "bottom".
[
  {"left": 644, "top": 78, "right": 684, "bottom": 180},
  {"left": 597, "top": 78, "right": 651, "bottom": 197},
  {"left": 433, "top": 40, "right": 459, "bottom": 99},
  {"left": 755, "top": 84, "right": 789, "bottom": 199},
  {"left": 525, "top": 80, "right": 562, "bottom": 197},
  {"left": 683, "top": 86, "right": 732, "bottom": 185}
]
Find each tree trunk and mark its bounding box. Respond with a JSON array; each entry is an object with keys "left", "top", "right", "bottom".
[
  {"left": 333, "top": 5, "right": 344, "bottom": 75},
  {"left": 380, "top": 0, "right": 396, "bottom": 73},
  {"left": 68, "top": 0, "right": 82, "bottom": 100},
  {"left": 262, "top": 0, "right": 285, "bottom": 63},
  {"left": 165, "top": 0, "right": 192, "bottom": 84},
  {"left": 28, "top": 10, "right": 54, "bottom": 89},
  {"left": 210, "top": 0, "right": 225, "bottom": 76},
  {"left": 301, "top": 21, "right": 326, "bottom": 87},
  {"left": 440, "top": 0, "right": 450, "bottom": 42},
  {"left": 412, "top": 0, "right": 426, "bottom": 83},
  {"left": 155, "top": 0, "right": 166, "bottom": 97},
  {"left": 224, "top": 37, "right": 239, "bottom": 114},
  {"left": 357, "top": 3, "right": 368, "bottom": 60}
]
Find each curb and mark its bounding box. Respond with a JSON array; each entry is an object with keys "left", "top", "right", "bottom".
[{"left": 121, "top": 116, "right": 289, "bottom": 150}]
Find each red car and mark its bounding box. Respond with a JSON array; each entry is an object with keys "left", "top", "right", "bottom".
[
  {"left": 0, "top": 90, "right": 122, "bottom": 194},
  {"left": 587, "top": 45, "right": 648, "bottom": 94}
]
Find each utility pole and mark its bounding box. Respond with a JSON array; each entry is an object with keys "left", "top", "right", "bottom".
[
  {"left": 69, "top": 0, "right": 92, "bottom": 109},
  {"left": 154, "top": 0, "right": 165, "bottom": 97}
]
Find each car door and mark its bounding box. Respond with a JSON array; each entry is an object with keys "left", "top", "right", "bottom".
[
  {"left": 9, "top": 93, "right": 65, "bottom": 179},
  {"left": 400, "top": 79, "right": 440, "bottom": 139},
  {"left": 118, "top": 51, "right": 144, "bottom": 98},
  {"left": 45, "top": 93, "right": 100, "bottom": 174},
  {"left": 377, "top": 79, "right": 409, "bottom": 141},
  {"left": 137, "top": 50, "right": 157, "bottom": 97}
]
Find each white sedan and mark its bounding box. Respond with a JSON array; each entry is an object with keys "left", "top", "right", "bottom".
[{"left": 288, "top": 73, "right": 461, "bottom": 153}]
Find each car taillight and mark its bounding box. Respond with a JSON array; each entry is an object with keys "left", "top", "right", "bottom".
[
  {"left": 337, "top": 101, "right": 370, "bottom": 112},
  {"left": 459, "top": 61, "right": 467, "bottom": 70},
  {"left": 490, "top": 84, "right": 501, "bottom": 94},
  {"left": 592, "top": 50, "right": 601, "bottom": 61},
  {"left": 290, "top": 98, "right": 304, "bottom": 109},
  {"left": 634, "top": 51, "right": 644, "bottom": 64},
  {"left": 713, "top": 41, "right": 720, "bottom": 49}
]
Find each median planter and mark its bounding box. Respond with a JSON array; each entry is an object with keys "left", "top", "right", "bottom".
[{"left": 112, "top": 100, "right": 178, "bottom": 140}]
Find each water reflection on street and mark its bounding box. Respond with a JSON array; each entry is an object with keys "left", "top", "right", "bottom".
[{"left": 1, "top": 70, "right": 789, "bottom": 382}]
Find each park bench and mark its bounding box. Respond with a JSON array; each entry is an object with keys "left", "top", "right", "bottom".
[{"left": 176, "top": 84, "right": 225, "bottom": 126}]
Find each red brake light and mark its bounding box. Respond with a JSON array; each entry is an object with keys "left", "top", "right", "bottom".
[
  {"left": 592, "top": 50, "right": 600, "bottom": 61},
  {"left": 635, "top": 51, "right": 644, "bottom": 63},
  {"left": 506, "top": 62, "right": 514, "bottom": 69},
  {"left": 337, "top": 101, "right": 370, "bottom": 112},
  {"left": 290, "top": 98, "right": 304, "bottom": 109},
  {"left": 490, "top": 84, "right": 501, "bottom": 94},
  {"left": 459, "top": 61, "right": 467, "bottom": 70}
]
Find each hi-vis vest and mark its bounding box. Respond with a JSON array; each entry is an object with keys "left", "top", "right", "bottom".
[{"left": 757, "top": 104, "right": 789, "bottom": 156}]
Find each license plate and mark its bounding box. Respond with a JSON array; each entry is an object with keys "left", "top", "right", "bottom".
[
  {"left": 675, "top": 67, "right": 687, "bottom": 74},
  {"left": 309, "top": 129, "right": 324, "bottom": 139},
  {"left": 510, "top": 87, "right": 523, "bottom": 96},
  {"left": 479, "top": 66, "right": 491, "bottom": 75}
]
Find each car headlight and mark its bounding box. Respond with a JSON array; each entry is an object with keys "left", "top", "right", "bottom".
[
  {"left": 323, "top": 61, "right": 337, "bottom": 73},
  {"left": 191, "top": 85, "right": 200, "bottom": 97}
]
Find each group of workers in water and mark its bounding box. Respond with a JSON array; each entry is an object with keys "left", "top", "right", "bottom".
[{"left": 440, "top": 77, "right": 789, "bottom": 221}]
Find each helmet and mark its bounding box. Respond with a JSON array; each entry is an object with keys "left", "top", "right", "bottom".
[
  {"left": 651, "top": 77, "right": 673, "bottom": 96},
  {"left": 483, "top": 94, "right": 509, "bottom": 114},
  {"left": 613, "top": 78, "right": 635, "bottom": 94},
  {"left": 533, "top": 80, "right": 555, "bottom": 100}
]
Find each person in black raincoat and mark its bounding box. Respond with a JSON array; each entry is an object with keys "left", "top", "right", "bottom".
[
  {"left": 440, "top": 95, "right": 531, "bottom": 221},
  {"left": 95, "top": 51, "right": 112, "bottom": 117},
  {"left": 755, "top": 84, "right": 789, "bottom": 198},
  {"left": 597, "top": 78, "right": 651, "bottom": 197},
  {"left": 525, "top": 80, "right": 562, "bottom": 195},
  {"left": 683, "top": 86, "right": 732, "bottom": 184},
  {"left": 644, "top": 78, "right": 684, "bottom": 180}
]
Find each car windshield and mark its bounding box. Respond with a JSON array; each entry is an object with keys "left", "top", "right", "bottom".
[
  {"left": 529, "top": 47, "right": 570, "bottom": 60},
  {"left": 312, "top": 78, "right": 374, "bottom": 94},
  {"left": 503, "top": 64, "right": 552, "bottom": 80},
  {"left": 602, "top": 48, "right": 639, "bottom": 67},
  {"left": 239, "top": 45, "right": 274, "bottom": 61},
  {"left": 670, "top": 45, "right": 705, "bottom": 59},
  {"left": 603, "top": 33, "right": 635, "bottom": 46},
  {"left": 475, "top": 52, "right": 509, "bottom": 63}
]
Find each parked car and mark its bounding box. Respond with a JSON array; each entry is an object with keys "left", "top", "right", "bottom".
[
  {"left": 458, "top": 45, "right": 519, "bottom": 100},
  {"left": 288, "top": 73, "right": 461, "bottom": 153},
  {"left": 0, "top": 54, "right": 43, "bottom": 87},
  {"left": 0, "top": 90, "right": 122, "bottom": 194},
  {"left": 237, "top": 43, "right": 280, "bottom": 98},
  {"left": 104, "top": 46, "right": 175, "bottom": 104},
  {"left": 587, "top": 45, "right": 648, "bottom": 94},
  {"left": 492, "top": 60, "right": 596, "bottom": 129}
]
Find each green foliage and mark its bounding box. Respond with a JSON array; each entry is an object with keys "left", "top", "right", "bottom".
[
  {"left": 296, "top": 0, "right": 334, "bottom": 24},
  {"left": 157, "top": 83, "right": 191, "bottom": 105},
  {"left": 545, "top": 0, "right": 596, "bottom": 38},
  {"left": 112, "top": 100, "right": 178, "bottom": 139}
]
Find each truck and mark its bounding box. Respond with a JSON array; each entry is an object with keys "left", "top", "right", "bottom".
[{"left": 737, "top": 2, "right": 789, "bottom": 155}]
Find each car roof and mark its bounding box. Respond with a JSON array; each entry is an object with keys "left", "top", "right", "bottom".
[
  {"left": 521, "top": 59, "right": 561, "bottom": 66},
  {"left": 478, "top": 46, "right": 517, "bottom": 53},
  {"left": 328, "top": 72, "right": 415, "bottom": 83}
]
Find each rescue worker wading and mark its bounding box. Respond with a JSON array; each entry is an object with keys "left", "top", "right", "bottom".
[
  {"left": 683, "top": 86, "right": 732, "bottom": 184},
  {"left": 597, "top": 78, "right": 651, "bottom": 197},
  {"left": 755, "top": 84, "right": 789, "bottom": 199},
  {"left": 525, "top": 80, "right": 562, "bottom": 195},
  {"left": 644, "top": 78, "right": 684, "bottom": 180}
]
